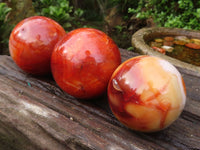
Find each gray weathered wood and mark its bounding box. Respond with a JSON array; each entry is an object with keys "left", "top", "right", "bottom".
[{"left": 0, "top": 49, "right": 200, "bottom": 150}]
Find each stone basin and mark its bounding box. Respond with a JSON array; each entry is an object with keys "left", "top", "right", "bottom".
[{"left": 132, "top": 27, "right": 200, "bottom": 73}]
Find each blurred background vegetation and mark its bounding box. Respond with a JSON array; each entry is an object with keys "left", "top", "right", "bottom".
[{"left": 1, "top": 0, "right": 200, "bottom": 55}]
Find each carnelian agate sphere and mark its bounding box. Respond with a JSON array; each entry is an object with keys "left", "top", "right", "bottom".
[
  {"left": 107, "top": 56, "right": 186, "bottom": 132},
  {"left": 51, "top": 28, "right": 121, "bottom": 99},
  {"left": 9, "top": 16, "right": 66, "bottom": 75}
]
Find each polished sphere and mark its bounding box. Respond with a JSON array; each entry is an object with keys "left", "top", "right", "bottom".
[
  {"left": 108, "top": 55, "right": 186, "bottom": 132},
  {"left": 9, "top": 16, "right": 66, "bottom": 75},
  {"left": 51, "top": 28, "right": 121, "bottom": 99}
]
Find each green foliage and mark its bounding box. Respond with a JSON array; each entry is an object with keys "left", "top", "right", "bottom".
[
  {"left": 0, "top": 3, "right": 12, "bottom": 46},
  {"left": 128, "top": 0, "right": 200, "bottom": 30},
  {"left": 2, "top": 0, "right": 199, "bottom": 52},
  {"left": 0, "top": 3, "right": 11, "bottom": 23},
  {"left": 33, "top": 0, "right": 84, "bottom": 30}
]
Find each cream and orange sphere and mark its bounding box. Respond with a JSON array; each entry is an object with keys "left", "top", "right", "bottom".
[{"left": 107, "top": 55, "right": 186, "bottom": 132}]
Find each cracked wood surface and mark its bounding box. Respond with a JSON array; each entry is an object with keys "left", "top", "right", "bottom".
[{"left": 0, "top": 49, "right": 200, "bottom": 150}]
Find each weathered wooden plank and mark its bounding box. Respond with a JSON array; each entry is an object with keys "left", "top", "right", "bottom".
[{"left": 0, "top": 49, "right": 200, "bottom": 150}]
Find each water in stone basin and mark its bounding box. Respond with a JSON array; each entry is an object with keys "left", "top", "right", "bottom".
[{"left": 149, "top": 36, "right": 200, "bottom": 66}]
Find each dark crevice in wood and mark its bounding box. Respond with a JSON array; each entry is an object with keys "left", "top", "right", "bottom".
[{"left": 181, "top": 111, "right": 200, "bottom": 124}]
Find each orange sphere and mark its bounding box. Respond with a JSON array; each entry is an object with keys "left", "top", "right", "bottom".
[
  {"left": 51, "top": 28, "right": 121, "bottom": 99},
  {"left": 9, "top": 16, "right": 66, "bottom": 75}
]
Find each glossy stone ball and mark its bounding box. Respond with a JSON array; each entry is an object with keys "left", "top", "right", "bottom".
[{"left": 107, "top": 55, "right": 186, "bottom": 132}]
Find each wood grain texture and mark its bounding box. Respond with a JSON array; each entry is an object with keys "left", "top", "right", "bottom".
[{"left": 0, "top": 49, "right": 200, "bottom": 150}]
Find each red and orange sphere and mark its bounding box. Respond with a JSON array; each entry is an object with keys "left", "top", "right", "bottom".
[{"left": 9, "top": 16, "right": 66, "bottom": 75}]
